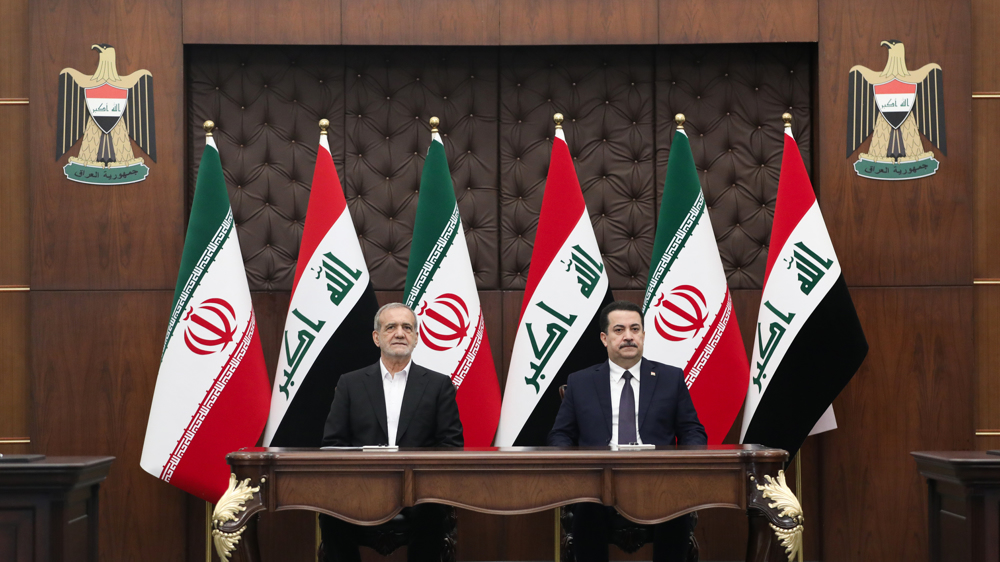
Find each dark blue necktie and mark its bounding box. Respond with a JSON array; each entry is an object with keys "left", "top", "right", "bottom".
[{"left": 618, "top": 371, "right": 636, "bottom": 444}]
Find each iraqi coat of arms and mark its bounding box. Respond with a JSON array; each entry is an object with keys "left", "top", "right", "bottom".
[
  {"left": 847, "top": 40, "right": 946, "bottom": 180},
  {"left": 56, "top": 44, "right": 156, "bottom": 185}
]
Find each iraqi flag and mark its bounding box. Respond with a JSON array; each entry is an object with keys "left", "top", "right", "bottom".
[
  {"left": 642, "top": 123, "right": 749, "bottom": 444},
  {"left": 495, "top": 120, "right": 613, "bottom": 447},
  {"left": 739, "top": 122, "right": 868, "bottom": 460},
  {"left": 141, "top": 132, "right": 270, "bottom": 502},
  {"left": 404, "top": 124, "right": 501, "bottom": 446},
  {"left": 262, "top": 127, "right": 381, "bottom": 447}
]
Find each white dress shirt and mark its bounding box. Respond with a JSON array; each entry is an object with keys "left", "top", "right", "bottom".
[
  {"left": 380, "top": 358, "right": 411, "bottom": 446},
  {"left": 609, "top": 360, "right": 642, "bottom": 445}
]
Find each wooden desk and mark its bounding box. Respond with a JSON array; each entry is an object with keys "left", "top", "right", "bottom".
[
  {"left": 213, "top": 446, "right": 800, "bottom": 562},
  {"left": 912, "top": 451, "right": 1000, "bottom": 562},
  {"left": 0, "top": 456, "right": 115, "bottom": 562}
]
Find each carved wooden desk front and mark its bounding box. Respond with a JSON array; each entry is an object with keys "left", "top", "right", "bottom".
[{"left": 213, "top": 445, "right": 800, "bottom": 562}]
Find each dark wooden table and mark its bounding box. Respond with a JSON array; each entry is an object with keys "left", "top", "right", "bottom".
[
  {"left": 213, "top": 445, "right": 801, "bottom": 562},
  {"left": 913, "top": 451, "right": 1000, "bottom": 562},
  {"left": 0, "top": 456, "right": 115, "bottom": 562}
]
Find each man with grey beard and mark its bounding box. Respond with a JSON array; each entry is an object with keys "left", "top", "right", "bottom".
[{"left": 320, "top": 302, "right": 463, "bottom": 561}]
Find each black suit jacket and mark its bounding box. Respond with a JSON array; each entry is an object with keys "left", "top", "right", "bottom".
[
  {"left": 321, "top": 362, "right": 464, "bottom": 447},
  {"left": 548, "top": 358, "right": 707, "bottom": 447}
]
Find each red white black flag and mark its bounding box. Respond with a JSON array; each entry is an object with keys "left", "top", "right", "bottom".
[
  {"left": 495, "top": 121, "right": 613, "bottom": 446},
  {"left": 740, "top": 123, "right": 868, "bottom": 460},
  {"left": 262, "top": 128, "right": 380, "bottom": 447}
]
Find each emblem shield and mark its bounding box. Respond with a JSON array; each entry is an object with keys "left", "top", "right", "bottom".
[
  {"left": 873, "top": 79, "right": 917, "bottom": 129},
  {"left": 84, "top": 83, "right": 128, "bottom": 134}
]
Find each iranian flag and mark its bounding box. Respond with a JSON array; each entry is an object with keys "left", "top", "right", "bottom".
[
  {"left": 642, "top": 124, "right": 749, "bottom": 444},
  {"left": 739, "top": 123, "right": 868, "bottom": 460},
  {"left": 262, "top": 126, "right": 381, "bottom": 447},
  {"left": 495, "top": 121, "right": 613, "bottom": 447},
  {"left": 404, "top": 124, "right": 501, "bottom": 446},
  {"left": 141, "top": 133, "right": 270, "bottom": 502}
]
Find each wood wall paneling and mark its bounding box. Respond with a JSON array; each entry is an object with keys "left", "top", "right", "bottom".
[
  {"left": 342, "top": 0, "right": 499, "bottom": 45},
  {"left": 0, "top": 0, "right": 28, "bottom": 98},
  {"left": 31, "top": 290, "right": 188, "bottom": 561},
  {"left": 0, "top": 294, "right": 29, "bottom": 456},
  {"left": 30, "top": 0, "right": 184, "bottom": 290},
  {"left": 974, "top": 100, "right": 1000, "bottom": 278},
  {"left": 499, "top": 0, "right": 657, "bottom": 45},
  {"left": 972, "top": 0, "right": 1000, "bottom": 92},
  {"left": 818, "top": 0, "right": 972, "bottom": 286},
  {"left": 658, "top": 0, "right": 818, "bottom": 44},
  {"left": 0, "top": 107, "right": 29, "bottom": 287},
  {"left": 820, "top": 287, "right": 974, "bottom": 561},
  {"left": 183, "top": 0, "right": 341, "bottom": 45},
  {"left": 975, "top": 285, "right": 1000, "bottom": 449}
]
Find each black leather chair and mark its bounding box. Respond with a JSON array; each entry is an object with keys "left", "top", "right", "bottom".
[{"left": 556, "top": 384, "right": 699, "bottom": 562}]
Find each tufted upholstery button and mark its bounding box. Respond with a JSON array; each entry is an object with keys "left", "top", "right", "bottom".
[{"left": 190, "top": 44, "right": 805, "bottom": 293}]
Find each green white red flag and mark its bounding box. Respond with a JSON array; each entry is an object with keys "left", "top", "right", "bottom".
[
  {"left": 642, "top": 127, "right": 749, "bottom": 444},
  {"left": 404, "top": 127, "right": 501, "bottom": 446},
  {"left": 141, "top": 134, "right": 270, "bottom": 502}
]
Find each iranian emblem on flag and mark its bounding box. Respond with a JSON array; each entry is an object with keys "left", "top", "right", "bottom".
[
  {"left": 404, "top": 119, "right": 501, "bottom": 447},
  {"left": 141, "top": 127, "right": 270, "bottom": 502},
  {"left": 642, "top": 118, "right": 749, "bottom": 444}
]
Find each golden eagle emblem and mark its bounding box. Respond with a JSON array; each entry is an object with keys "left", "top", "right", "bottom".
[
  {"left": 57, "top": 44, "right": 155, "bottom": 185},
  {"left": 848, "top": 40, "right": 945, "bottom": 180}
]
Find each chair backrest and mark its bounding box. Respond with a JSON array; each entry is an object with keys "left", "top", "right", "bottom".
[{"left": 559, "top": 384, "right": 567, "bottom": 401}]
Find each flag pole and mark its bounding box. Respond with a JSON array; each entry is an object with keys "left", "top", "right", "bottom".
[
  {"left": 782, "top": 111, "right": 806, "bottom": 562},
  {"left": 552, "top": 111, "right": 564, "bottom": 562},
  {"left": 795, "top": 453, "right": 804, "bottom": 562},
  {"left": 206, "top": 501, "right": 213, "bottom": 562}
]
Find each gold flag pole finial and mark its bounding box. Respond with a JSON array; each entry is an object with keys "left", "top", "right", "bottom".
[
  {"left": 203, "top": 120, "right": 215, "bottom": 137},
  {"left": 430, "top": 116, "right": 440, "bottom": 133},
  {"left": 782, "top": 112, "right": 793, "bottom": 129},
  {"left": 553, "top": 113, "right": 564, "bottom": 130},
  {"left": 675, "top": 113, "right": 686, "bottom": 130},
  {"left": 319, "top": 118, "right": 330, "bottom": 135}
]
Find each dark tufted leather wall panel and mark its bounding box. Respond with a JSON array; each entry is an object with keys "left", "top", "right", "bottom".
[
  {"left": 345, "top": 47, "right": 499, "bottom": 291},
  {"left": 188, "top": 46, "right": 346, "bottom": 290},
  {"left": 500, "top": 47, "right": 655, "bottom": 290},
  {"left": 656, "top": 44, "right": 812, "bottom": 289},
  {"left": 187, "top": 44, "right": 811, "bottom": 291}
]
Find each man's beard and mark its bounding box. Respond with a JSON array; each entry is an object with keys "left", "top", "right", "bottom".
[{"left": 382, "top": 341, "right": 415, "bottom": 358}]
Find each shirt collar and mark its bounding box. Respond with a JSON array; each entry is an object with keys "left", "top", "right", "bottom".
[
  {"left": 608, "top": 359, "right": 639, "bottom": 383},
  {"left": 380, "top": 358, "right": 412, "bottom": 381}
]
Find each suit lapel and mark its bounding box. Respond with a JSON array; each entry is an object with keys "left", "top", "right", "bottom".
[
  {"left": 592, "top": 361, "right": 613, "bottom": 440},
  {"left": 638, "top": 358, "right": 658, "bottom": 431},
  {"left": 396, "top": 364, "right": 430, "bottom": 443},
  {"left": 363, "top": 363, "right": 389, "bottom": 441}
]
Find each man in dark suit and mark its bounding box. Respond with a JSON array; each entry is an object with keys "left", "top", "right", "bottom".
[
  {"left": 549, "top": 300, "right": 707, "bottom": 562},
  {"left": 320, "top": 302, "right": 463, "bottom": 562}
]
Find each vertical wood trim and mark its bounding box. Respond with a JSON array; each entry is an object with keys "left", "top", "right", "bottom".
[
  {"left": 974, "top": 100, "right": 1000, "bottom": 278},
  {"left": 0, "top": 105, "right": 29, "bottom": 286},
  {"left": 0, "top": 293, "right": 29, "bottom": 456},
  {"left": 0, "top": 0, "right": 28, "bottom": 98}
]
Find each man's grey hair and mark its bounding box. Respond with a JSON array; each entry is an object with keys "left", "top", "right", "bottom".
[{"left": 373, "top": 302, "right": 419, "bottom": 331}]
